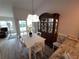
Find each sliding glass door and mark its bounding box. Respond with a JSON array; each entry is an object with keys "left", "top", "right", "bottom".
[{"left": 19, "top": 20, "right": 27, "bottom": 35}]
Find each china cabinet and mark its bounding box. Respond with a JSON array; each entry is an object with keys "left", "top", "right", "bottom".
[{"left": 39, "top": 13, "right": 60, "bottom": 47}]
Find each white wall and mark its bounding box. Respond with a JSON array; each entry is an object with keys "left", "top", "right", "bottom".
[
  {"left": 13, "top": 7, "right": 29, "bottom": 20},
  {"left": 13, "top": 7, "right": 29, "bottom": 36},
  {"left": 36, "top": 0, "right": 66, "bottom": 15},
  {"left": 0, "top": 1, "right": 17, "bottom": 33},
  {"left": 0, "top": 2, "right": 13, "bottom": 17},
  {"left": 36, "top": 0, "right": 79, "bottom": 38},
  {"left": 59, "top": 3, "right": 79, "bottom": 37}
]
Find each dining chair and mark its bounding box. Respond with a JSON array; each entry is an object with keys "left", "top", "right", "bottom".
[
  {"left": 53, "top": 35, "right": 66, "bottom": 51},
  {"left": 31, "top": 42, "right": 43, "bottom": 59},
  {"left": 37, "top": 32, "right": 41, "bottom": 36}
]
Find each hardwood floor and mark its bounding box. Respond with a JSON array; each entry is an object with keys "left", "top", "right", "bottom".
[
  {"left": 0, "top": 38, "right": 54, "bottom": 59},
  {"left": 0, "top": 38, "right": 28, "bottom": 59}
]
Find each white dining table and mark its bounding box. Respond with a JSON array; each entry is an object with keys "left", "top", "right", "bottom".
[{"left": 21, "top": 34, "right": 45, "bottom": 59}]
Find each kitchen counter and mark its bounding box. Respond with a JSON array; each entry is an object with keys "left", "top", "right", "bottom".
[{"left": 49, "top": 37, "right": 79, "bottom": 59}]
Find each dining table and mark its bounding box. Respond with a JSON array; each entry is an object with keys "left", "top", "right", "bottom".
[{"left": 21, "top": 33, "right": 45, "bottom": 59}]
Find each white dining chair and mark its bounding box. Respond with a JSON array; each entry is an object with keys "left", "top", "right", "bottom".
[
  {"left": 31, "top": 42, "right": 43, "bottom": 59},
  {"left": 53, "top": 34, "right": 66, "bottom": 50}
]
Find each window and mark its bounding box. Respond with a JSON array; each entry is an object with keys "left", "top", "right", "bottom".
[
  {"left": 19, "top": 20, "right": 27, "bottom": 32},
  {"left": 0, "top": 21, "right": 14, "bottom": 32},
  {"left": 27, "top": 14, "right": 39, "bottom": 27}
]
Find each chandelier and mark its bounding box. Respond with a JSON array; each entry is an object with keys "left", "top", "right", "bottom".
[{"left": 27, "top": 0, "right": 39, "bottom": 27}]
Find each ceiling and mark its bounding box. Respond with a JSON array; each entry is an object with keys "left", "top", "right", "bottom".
[
  {"left": 0, "top": 0, "right": 79, "bottom": 12},
  {"left": 0, "top": 0, "right": 46, "bottom": 11}
]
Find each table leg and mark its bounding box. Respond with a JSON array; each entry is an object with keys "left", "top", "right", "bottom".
[{"left": 29, "top": 48, "right": 31, "bottom": 59}]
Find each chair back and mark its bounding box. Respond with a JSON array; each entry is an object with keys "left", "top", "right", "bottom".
[
  {"left": 34, "top": 42, "right": 43, "bottom": 48},
  {"left": 32, "top": 42, "right": 43, "bottom": 53},
  {"left": 57, "top": 35, "right": 66, "bottom": 43}
]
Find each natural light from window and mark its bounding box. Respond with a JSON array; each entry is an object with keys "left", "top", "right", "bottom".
[{"left": 27, "top": 14, "right": 39, "bottom": 27}]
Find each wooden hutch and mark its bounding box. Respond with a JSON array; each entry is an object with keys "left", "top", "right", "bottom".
[{"left": 39, "top": 13, "right": 60, "bottom": 48}]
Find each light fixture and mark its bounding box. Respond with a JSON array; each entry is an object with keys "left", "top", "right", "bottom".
[
  {"left": 27, "top": 0, "right": 39, "bottom": 27},
  {"left": 27, "top": 14, "right": 39, "bottom": 27}
]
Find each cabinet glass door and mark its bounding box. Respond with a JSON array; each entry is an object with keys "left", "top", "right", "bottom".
[
  {"left": 48, "top": 18, "right": 54, "bottom": 33},
  {"left": 54, "top": 19, "right": 58, "bottom": 34}
]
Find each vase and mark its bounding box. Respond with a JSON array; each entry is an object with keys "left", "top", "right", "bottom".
[{"left": 29, "top": 32, "right": 32, "bottom": 37}]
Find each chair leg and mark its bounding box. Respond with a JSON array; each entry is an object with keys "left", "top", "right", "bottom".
[
  {"left": 53, "top": 45, "right": 55, "bottom": 51},
  {"left": 20, "top": 54, "right": 25, "bottom": 59},
  {"left": 34, "top": 53, "right": 36, "bottom": 59},
  {"left": 41, "top": 50, "right": 43, "bottom": 57}
]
